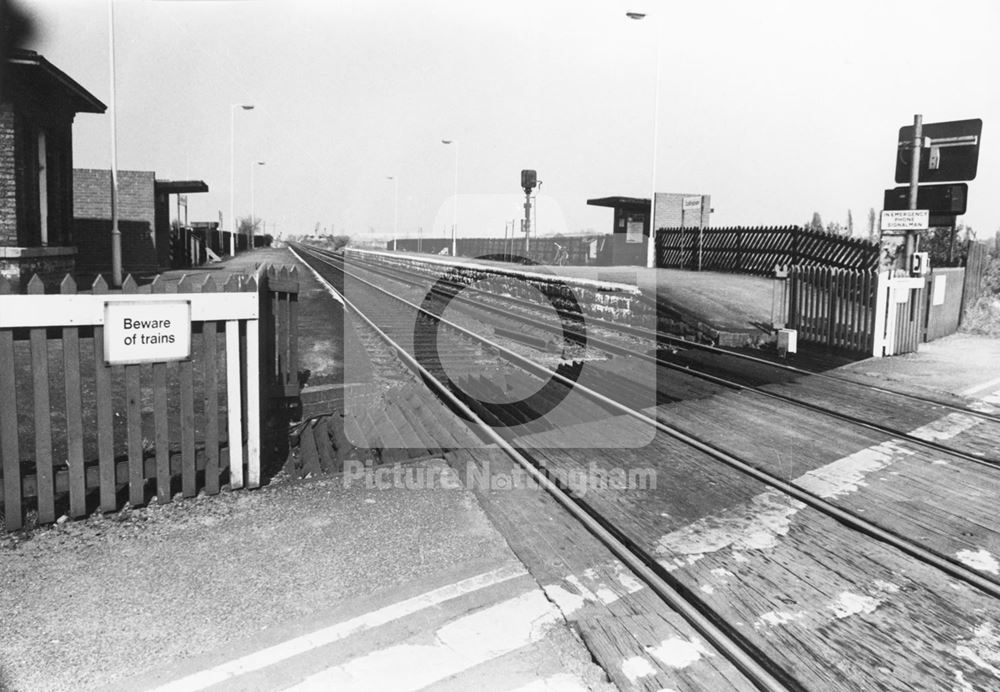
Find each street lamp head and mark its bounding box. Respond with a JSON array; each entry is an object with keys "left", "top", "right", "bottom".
[
  {"left": 626, "top": 11, "right": 646, "bottom": 19},
  {"left": 241, "top": 104, "right": 255, "bottom": 110},
  {"left": 256, "top": 160, "right": 266, "bottom": 165},
  {"left": 386, "top": 175, "right": 394, "bottom": 180},
  {"left": 441, "top": 139, "right": 454, "bottom": 145}
]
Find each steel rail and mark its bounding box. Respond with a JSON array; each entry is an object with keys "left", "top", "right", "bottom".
[
  {"left": 325, "top": 247, "right": 1000, "bottom": 471},
  {"left": 296, "top": 244, "right": 1000, "bottom": 602},
  {"left": 339, "top": 246, "right": 1000, "bottom": 425},
  {"left": 293, "top": 245, "right": 797, "bottom": 692}
]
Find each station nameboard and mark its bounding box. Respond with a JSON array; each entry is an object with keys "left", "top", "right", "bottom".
[
  {"left": 880, "top": 209, "right": 929, "bottom": 234},
  {"left": 682, "top": 196, "right": 702, "bottom": 211},
  {"left": 104, "top": 300, "right": 192, "bottom": 365}
]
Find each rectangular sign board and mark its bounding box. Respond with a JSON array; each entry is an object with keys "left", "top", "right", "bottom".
[
  {"left": 682, "top": 196, "right": 702, "bottom": 211},
  {"left": 895, "top": 118, "right": 982, "bottom": 184},
  {"left": 880, "top": 209, "right": 929, "bottom": 234},
  {"left": 625, "top": 221, "right": 644, "bottom": 243},
  {"left": 104, "top": 300, "right": 192, "bottom": 365},
  {"left": 883, "top": 183, "right": 967, "bottom": 215}
]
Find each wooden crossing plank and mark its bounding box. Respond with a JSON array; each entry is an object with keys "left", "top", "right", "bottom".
[{"left": 536, "top": 438, "right": 1000, "bottom": 690}]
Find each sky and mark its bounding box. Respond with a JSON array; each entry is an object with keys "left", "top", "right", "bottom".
[{"left": 17, "top": 0, "right": 1000, "bottom": 242}]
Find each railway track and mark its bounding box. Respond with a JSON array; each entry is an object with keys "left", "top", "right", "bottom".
[{"left": 291, "top": 243, "right": 1000, "bottom": 691}]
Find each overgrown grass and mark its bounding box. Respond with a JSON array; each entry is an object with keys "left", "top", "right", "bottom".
[{"left": 962, "top": 252, "right": 1000, "bottom": 336}]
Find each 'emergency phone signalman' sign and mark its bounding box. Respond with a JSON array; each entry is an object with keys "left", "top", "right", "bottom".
[{"left": 104, "top": 301, "right": 192, "bottom": 365}]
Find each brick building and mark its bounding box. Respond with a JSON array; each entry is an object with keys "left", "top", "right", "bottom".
[
  {"left": 0, "top": 49, "right": 105, "bottom": 289},
  {"left": 73, "top": 168, "right": 157, "bottom": 278},
  {"left": 73, "top": 170, "right": 209, "bottom": 278},
  {"left": 587, "top": 193, "right": 712, "bottom": 265}
]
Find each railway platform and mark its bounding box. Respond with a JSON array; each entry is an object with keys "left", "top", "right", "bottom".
[
  {"left": 374, "top": 249, "right": 780, "bottom": 347},
  {"left": 4, "top": 245, "right": 1000, "bottom": 691}
]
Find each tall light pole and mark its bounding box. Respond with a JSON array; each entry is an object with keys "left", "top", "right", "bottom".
[
  {"left": 107, "top": 0, "right": 123, "bottom": 286},
  {"left": 229, "top": 103, "right": 254, "bottom": 256},
  {"left": 250, "top": 160, "right": 265, "bottom": 248},
  {"left": 627, "top": 11, "right": 661, "bottom": 269},
  {"left": 441, "top": 139, "right": 458, "bottom": 256},
  {"left": 386, "top": 175, "right": 399, "bottom": 251}
]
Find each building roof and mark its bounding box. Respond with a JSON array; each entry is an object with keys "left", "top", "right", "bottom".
[
  {"left": 4, "top": 49, "right": 106, "bottom": 113},
  {"left": 586, "top": 196, "right": 650, "bottom": 211},
  {"left": 154, "top": 180, "right": 209, "bottom": 194}
]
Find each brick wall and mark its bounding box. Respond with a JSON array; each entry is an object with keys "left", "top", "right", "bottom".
[
  {"left": 654, "top": 193, "right": 711, "bottom": 230},
  {"left": 0, "top": 104, "right": 15, "bottom": 245},
  {"left": 0, "top": 248, "right": 77, "bottom": 292},
  {"left": 73, "top": 168, "right": 158, "bottom": 277}
]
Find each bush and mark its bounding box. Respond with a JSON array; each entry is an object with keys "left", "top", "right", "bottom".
[{"left": 961, "top": 251, "right": 1000, "bottom": 336}]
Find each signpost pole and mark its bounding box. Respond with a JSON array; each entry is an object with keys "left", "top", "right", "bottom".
[
  {"left": 697, "top": 196, "right": 704, "bottom": 272},
  {"left": 906, "top": 114, "right": 923, "bottom": 265},
  {"left": 680, "top": 208, "right": 685, "bottom": 269}
]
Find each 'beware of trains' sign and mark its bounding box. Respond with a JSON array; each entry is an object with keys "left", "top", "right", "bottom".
[{"left": 104, "top": 301, "right": 192, "bottom": 365}]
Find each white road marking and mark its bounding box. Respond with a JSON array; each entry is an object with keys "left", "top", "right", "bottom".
[
  {"left": 959, "top": 378, "right": 1000, "bottom": 397},
  {"left": 283, "top": 589, "right": 560, "bottom": 691},
  {"left": 149, "top": 563, "right": 527, "bottom": 692},
  {"left": 955, "top": 622, "right": 1000, "bottom": 679},
  {"left": 645, "top": 637, "right": 712, "bottom": 669},
  {"left": 507, "top": 673, "right": 591, "bottom": 691},
  {"left": 909, "top": 412, "right": 984, "bottom": 442},
  {"left": 956, "top": 548, "right": 1000, "bottom": 575},
  {"left": 543, "top": 560, "right": 645, "bottom": 615},
  {"left": 829, "top": 592, "right": 880, "bottom": 619},
  {"left": 656, "top": 405, "right": 983, "bottom": 571},
  {"left": 621, "top": 656, "right": 657, "bottom": 683}
]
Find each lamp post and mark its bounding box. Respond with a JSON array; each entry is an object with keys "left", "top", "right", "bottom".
[
  {"left": 441, "top": 139, "right": 458, "bottom": 256},
  {"left": 108, "top": 0, "right": 122, "bottom": 286},
  {"left": 627, "top": 11, "right": 661, "bottom": 269},
  {"left": 386, "top": 175, "right": 399, "bottom": 251},
  {"left": 250, "top": 160, "right": 265, "bottom": 248},
  {"left": 229, "top": 103, "right": 254, "bottom": 255}
]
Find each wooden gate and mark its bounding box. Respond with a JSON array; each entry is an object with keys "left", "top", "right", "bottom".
[
  {"left": 0, "top": 266, "right": 299, "bottom": 531},
  {"left": 870, "top": 274, "right": 927, "bottom": 357},
  {"left": 786, "top": 266, "right": 879, "bottom": 352}
]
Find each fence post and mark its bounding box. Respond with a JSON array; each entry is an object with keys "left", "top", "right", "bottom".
[
  {"left": 0, "top": 276, "right": 21, "bottom": 531},
  {"left": 786, "top": 267, "right": 797, "bottom": 329},
  {"left": 872, "top": 272, "right": 890, "bottom": 357}
]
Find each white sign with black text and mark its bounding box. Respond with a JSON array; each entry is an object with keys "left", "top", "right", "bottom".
[
  {"left": 682, "top": 196, "right": 702, "bottom": 211},
  {"left": 880, "top": 209, "right": 929, "bottom": 233},
  {"left": 104, "top": 300, "right": 192, "bottom": 365}
]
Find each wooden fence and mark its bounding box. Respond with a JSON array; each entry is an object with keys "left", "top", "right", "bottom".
[
  {"left": 961, "top": 241, "right": 991, "bottom": 313},
  {"left": 786, "top": 266, "right": 880, "bottom": 353},
  {"left": 0, "top": 266, "right": 299, "bottom": 531},
  {"left": 656, "top": 226, "right": 880, "bottom": 275}
]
